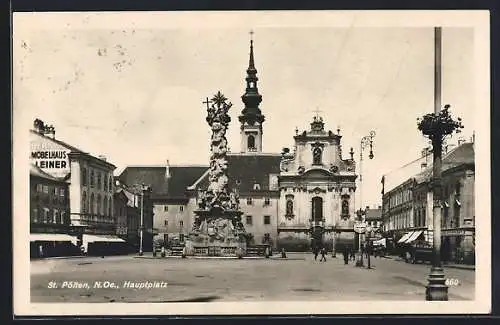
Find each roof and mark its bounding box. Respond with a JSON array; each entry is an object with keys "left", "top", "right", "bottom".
[
  {"left": 30, "top": 163, "right": 66, "bottom": 182},
  {"left": 186, "top": 153, "right": 282, "bottom": 195},
  {"left": 30, "top": 129, "right": 116, "bottom": 169},
  {"left": 30, "top": 129, "right": 85, "bottom": 154},
  {"left": 414, "top": 142, "right": 474, "bottom": 184},
  {"left": 365, "top": 208, "right": 382, "bottom": 221},
  {"left": 384, "top": 142, "right": 474, "bottom": 192},
  {"left": 117, "top": 165, "right": 208, "bottom": 199},
  {"left": 226, "top": 154, "right": 281, "bottom": 193}
]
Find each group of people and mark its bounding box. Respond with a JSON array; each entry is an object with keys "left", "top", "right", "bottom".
[
  {"left": 312, "top": 244, "right": 373, "bottom": 265},
  {"left": 312, "top": 246, "right": 328, "bottom": 262}
]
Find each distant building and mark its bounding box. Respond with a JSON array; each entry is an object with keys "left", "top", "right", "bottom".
[
  {"left": 117, "top": 163, "right": 200, "bottom": 249},
  {"left": 364, "top": 206, "right": 382, "bottom": 231},
  {"left": 381, "top": 141, "right": 475, "bottom": 264}
]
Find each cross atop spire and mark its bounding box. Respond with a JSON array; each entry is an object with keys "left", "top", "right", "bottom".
[
  {"left": 248, "top": 30, "right": 256, "bottom": 71},
  {"left": 313, "top": 107, "right": 323, "bottom": 119}
]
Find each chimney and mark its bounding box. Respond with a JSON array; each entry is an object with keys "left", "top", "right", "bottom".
[
  {"left": 98, "top": 155, "right": 107, "bottom": 162},
  {"left": 46, "top": 125, "right": 56, "bottom": 139},
  {"left": 165, "top": 160, "right": 171, "bottom": 179}
]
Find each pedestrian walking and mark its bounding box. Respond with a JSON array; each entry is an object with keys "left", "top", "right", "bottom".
[
  {"left": 350, "top": 248, "right": 355, "bottom": 261},
  {"left": 319, "top": 247, "right": 327, "bottom": 262},
  {"left": 343, "top": 246, "right": 349, "bottom": 265},
  {"left": 313, "top": 246, "right": 319, "bottom": 261}
]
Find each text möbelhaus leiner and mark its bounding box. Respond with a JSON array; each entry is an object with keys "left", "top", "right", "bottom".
[{"left": 31, "top": 150, "right": 68, "bottom": 169}]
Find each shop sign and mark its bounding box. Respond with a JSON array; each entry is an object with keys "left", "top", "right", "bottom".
[
  {"left": 353, "top": 222, "right": 366, "bottom": 234},
  {"left": 442, "top": 229, "right": 468, "bottom": 236}
]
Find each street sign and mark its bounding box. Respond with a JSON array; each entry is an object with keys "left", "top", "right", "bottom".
[{"left": 353, "top": 222, "right": 366, "bottom": 234}]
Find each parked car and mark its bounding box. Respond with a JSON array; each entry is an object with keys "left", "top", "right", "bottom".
[{"left": 402, "top": 240, "right": 433, "bottom": 264}]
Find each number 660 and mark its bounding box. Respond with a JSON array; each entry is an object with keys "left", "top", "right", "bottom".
[{"left": 445, "top": 278, "right": 460, "bottom": 286}]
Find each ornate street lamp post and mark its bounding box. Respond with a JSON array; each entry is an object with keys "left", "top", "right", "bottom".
[
  {"left": 355, "top": 131, "right": 375, "bottom": 267},
  {"left": 418, "top": 27, "right": 463, "bottom": 301},
  {"left": 134, "top": 183, "right": 151, "bottom": 256}
]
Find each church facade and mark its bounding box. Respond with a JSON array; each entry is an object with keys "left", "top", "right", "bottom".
[{"left": 119, "top": 36, "right": 359, "bottom": 251}]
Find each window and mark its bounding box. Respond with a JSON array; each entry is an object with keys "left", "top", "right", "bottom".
[
  {"left": 43, "top": 185, "right": 48, "bottom": 193},
  {"left": 312, "top": 147, "right": 322, "bottom": 165},
  {"left": 97, "top": 194, "right": 102, "bottom": 215},
  {"left": 247, "top": 135, "right": 255, "bottom": 150},
  {"left": 253, "top": 183, "right": 261, "bottom": 190},
  {"left": 90, "top": 170, "right": 95, "bottom": 187},
  {"left": 32, "top": 208, "right": 38, "bottom": 223},
  {"left": 104, "top": 174, "right": 108, "bottom": 191},
  {"left": 36, "top": 184, "right": 42, "bottom": 192},
  {"left": 44, "top": 208, "right": 50, "bottom": 223},
  {"left": 246, "top": 215, "right": 253, "bottom": 225},
  {"left": 108, "top": 201, "right": 112, "bottom": 217},
  {"left": 180, "top": 206, "right": 184, "bottom": 212},
  {"left": 59, "top": 188, "right": 65, "bottom": 197},
  {"left": 54, "top": 187, "right": 58, "bottom": 196},
  {"left": 164, "top": 220, "right": 168, "bottom": 226},
  {"left": 61, "top": 211, "right": 66, "bottom": 224},
  {"left": 97, "top": 173, "right": 102, "bottom": 190},
  {"left": 82, "top": 191, "right": 87, "bottom": 213},
  {"left": 286, "top": 199, "right": 294, "bottom": 216},
  {"left": 246, "top": 197, "right": 253, "bottom": 205},
  {"left": 264, "top": 215, "right": 271, "bottom": 225},
  {"left": 109, "top": 176, "right": 113, "bottom": 192},
  {"left": 264, "top": 197, "right": 270, "bottom": 205},
  {"left": 82, "top": 168, "right": 87, "bottom": 186},
  {"left": 90, "top": 193, "right": 95, "bottom": 214},
  {"left": 179, "top": 220, "right": 184, "bottom": 228},
  {"left": 341, "top": 199, "right": 349, "bottom": 216},
  {"left": 103, "top": 197, "right": 108, "bottom": 217},
  {"left": 164, "top": 206, "right": 168, "bottom": 212},
  {"left": 179, "top": 234, "right": 185, "bottom": 242},
  {"left": 55, "top": 209, "right": 61, "bottom": 224}
]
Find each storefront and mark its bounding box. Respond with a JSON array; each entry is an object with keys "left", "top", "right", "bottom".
[
  {"left": 30, "top": 233, "right": 80, "bottom": 258},
  {"left": 441, "top": 228, "right": 475, "bottom": 265}
]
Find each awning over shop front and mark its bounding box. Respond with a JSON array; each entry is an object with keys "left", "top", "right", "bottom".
[
  {"left": 404, "top": 230, "right": 423, "bottom": 244},
  {"left": 83, "top": 234, "right": 126, "bottom": 244},
  {"left": 397, "top": 232, "right": 413, "bottom": 244},
  {"left": 30, "top": 233, "right": 78, "bottom": 245}
]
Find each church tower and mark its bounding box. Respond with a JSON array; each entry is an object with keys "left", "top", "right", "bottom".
[{"left": 239, "top": 32, "right": 265, "bottom": 153}]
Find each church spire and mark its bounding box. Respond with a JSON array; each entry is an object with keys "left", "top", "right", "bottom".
[{"left": 239, "top": 30, "right": 264, "bottom": 127}]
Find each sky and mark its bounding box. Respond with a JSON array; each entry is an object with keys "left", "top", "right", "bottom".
[{"left": 13, "top": 12, "right": 477, "bottom": 210}]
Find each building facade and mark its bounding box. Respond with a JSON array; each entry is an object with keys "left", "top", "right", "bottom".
[
  {"left": 30, "top": 119, "right": 125, "bottom": 255},
  {"left": 30, "top": 164, "right": 75, "bottom": 257},
  {"left": 278, "top": 116, "right": 357, "bottom": 251},
  {"left": 381, "top": 141, "right": 475, "bottom": 264}
]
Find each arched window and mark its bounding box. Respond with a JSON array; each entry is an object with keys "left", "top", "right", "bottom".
[
  {"left": 97, "top": 173, "right": 102, "bottom": 190},
  {"left": 286, "top": 199, "right": 294, "bottom": 216},
  {"left": 82, "top": 191, "right": 87, "bottom": 213},
  {"left": 82, "top": 168, "right": 87, "bottom": 186},
  {"left": 312, "top": 196, "right": 323, "bottom": 222},
  {"left": 97, "top": 194, "right": 102, "bottom": 215},
  {"left": 56, "top": 211, "right": 62, "bottom": 224},
  {"left": 90, "top": 193, "right": 95, "bottom": 214},
  {"left": 103, "top": 197, "right": 108, "bottom": 217},
  {"left": 247, "top": 135, "right": 255, "bottom": 150},
  {"left": 313, "top": 147, "right": 322, "bottom": 165},
  {"left": 341, "top": 198, "right": 349, "bottom": 216}
]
